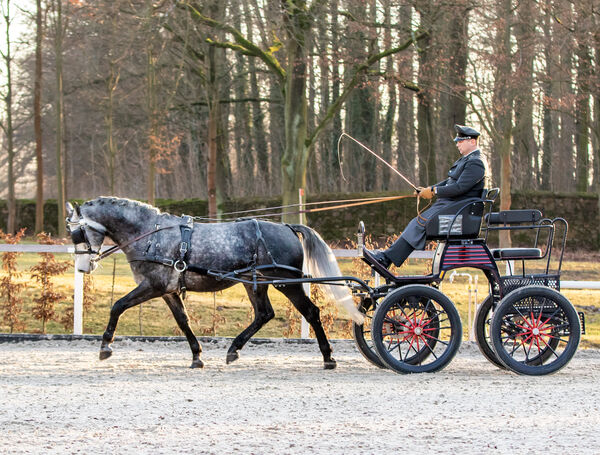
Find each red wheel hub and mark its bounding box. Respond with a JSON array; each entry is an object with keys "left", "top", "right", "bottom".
[
  {"left": 514, "top": 311, "right": 554, "bottom": 351},
  {"left": 385, "top": 308, "right": 435, "bottom": 351}
]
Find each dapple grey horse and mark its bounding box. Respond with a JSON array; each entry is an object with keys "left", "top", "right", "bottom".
[{"left": 66, "top": 197, "right": 362, "bottom": 369}]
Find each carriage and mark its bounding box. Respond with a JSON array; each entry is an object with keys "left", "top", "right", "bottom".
[
  {"left": 352, "top": 188, "right": 584, "bottom": 376},
  {"left": 65, "top": 189, "right": 583, "bottom": 375}
]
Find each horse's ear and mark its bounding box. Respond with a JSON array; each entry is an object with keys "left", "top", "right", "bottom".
[
  {"left": 74, "top": 202, "right": 82, "bottom": 217},
  {"left": 65, "top": 202, "right": 74, "bottom": 218}
]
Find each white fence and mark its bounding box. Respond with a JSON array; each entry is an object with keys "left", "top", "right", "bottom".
[{"left": 1, "top": 244, "right": 598, "bottom": 335}]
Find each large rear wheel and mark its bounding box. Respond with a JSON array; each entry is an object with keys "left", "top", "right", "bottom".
[
  {"left": 490, "top": 286, "right": 580, "bottom": 376},
  {"left": 474, "top": 295, "right": 505, "bottom": 369},
  {"left": 371, "top": 285, "right": 462, "bottom": 374}
]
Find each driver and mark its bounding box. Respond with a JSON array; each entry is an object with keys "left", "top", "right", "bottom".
[{"left": 369, "top": 124, "right": 487, "bottom": 269}]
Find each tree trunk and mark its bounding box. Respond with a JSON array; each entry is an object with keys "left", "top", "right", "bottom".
[
  {"left": 53, "top": 0, "right": 66, "bottom": 237},
  {"left": 281, "top": 6, "right": 309, "bottom": 223},
  {"left": 3, "top": 0, "right": 15, "bottom": 234},
  {"left": 493, "top": 0, "right": 514, "bottom": 248},
  {"left": 512, "top": 1, "right": 537, "bottom": 190},
  {"left": 344, "top": 1, "right": 376, "bottom": 191},
  {"left": 146, "top": 45, "right": 157, "bottom": 205},
  {"left": 381, "top": 0, "right": 395, "bottom": 191},
  {"left": 328, "top": 0, "right": 341, "bottom": 193},
  {"left": 541, "top": 4, "right": 555, "bottom": 191},
  {"left": 106, "top": 60, "right": 117, "bottom": 194},
  {"left": 557, "top": 4, "right": 576, "bottom": 192},
  {"left": 34, "top": 0, "right": 44, "bottom": 234},
  {"left": 396, "top": 5, "right": 416, "bottom": 190},
  {"left": 574, "top": 25, "right": 592, "bottom": 192},
  {"left": 207, "top": 98, "right": 218, "bottom": 219},
  {"left": 416, "top": 29, "right": 436, "bottom": 185},
  {"left": 437, "top": 3, "right": 468, "bottom": 171},
  {"left": 269, "top": 83, "right": 284, "bottom": 196}
]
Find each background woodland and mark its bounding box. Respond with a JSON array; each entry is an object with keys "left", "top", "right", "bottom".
[{"left": 0, "top": 0, "right": 598, "bottom": 237}]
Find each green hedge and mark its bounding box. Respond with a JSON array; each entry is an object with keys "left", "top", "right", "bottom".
[{"left": 2, "top": 191, "right": 598, "bottom": 249}]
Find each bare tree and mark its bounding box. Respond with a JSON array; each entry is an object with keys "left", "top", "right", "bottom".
[
  {"left": 0, "top": 0, "right": 16, "bottom": 234},
  {"left": 49, "top": 0, "right": 66, "bottom": 237},
  {"left": 181, "top": 0, "right": 424, "bottom": 221},
  {"left": 34, "top": 0, "right": 44, "bottom": 233}
]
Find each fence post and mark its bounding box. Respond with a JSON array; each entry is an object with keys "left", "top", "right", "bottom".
[
  {"left": 299, "top": 188, "right": 310, "bottom": 339},
  {"left": 73, "top": 268, "right": 83, "bottom": 335}
]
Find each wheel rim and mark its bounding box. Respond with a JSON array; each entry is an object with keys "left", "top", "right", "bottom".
[{"left": 496, "top": 295, "right": 576, "bottom": 366}]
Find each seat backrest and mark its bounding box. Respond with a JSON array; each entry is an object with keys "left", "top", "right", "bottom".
[
  {"left": 485, "top": 209, "right": 542, "bottom": 225},
  {"left": 425, "top": 199, "right": 485, "bottom": 240}
]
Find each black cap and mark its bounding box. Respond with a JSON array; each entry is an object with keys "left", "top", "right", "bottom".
[{"left": 454, "top": 124, "right": 480, "bottom": 142}]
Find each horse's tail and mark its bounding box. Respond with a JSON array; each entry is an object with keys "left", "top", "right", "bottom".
[{"left": 289, "top": 224, "right": 364, "bottom": 324}]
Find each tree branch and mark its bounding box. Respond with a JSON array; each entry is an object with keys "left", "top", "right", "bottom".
[
  {"left": 179, "top": 2, "right": 285, "bottom": 83},
  {"left": 308, "top": 30, "right": 428, "bottom": 146},
  {"left": 206, "top": 38, "right": 256, "bottom": 56}
]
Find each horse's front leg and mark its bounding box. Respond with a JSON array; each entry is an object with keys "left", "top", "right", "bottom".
[
  {"left": 100, "top": 280, "right": 162, "bottom": 360},
  {"left": 163, "top": 293, "right": 203, "bottom": 368}
]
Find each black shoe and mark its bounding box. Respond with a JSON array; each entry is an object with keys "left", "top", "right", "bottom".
[{"left": 367, "top": 249, "right": 392, "bottom": 269}]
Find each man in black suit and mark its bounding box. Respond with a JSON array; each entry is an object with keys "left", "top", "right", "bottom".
[{"left": 370, "top": 124, "right": 487, "bottom": 269}]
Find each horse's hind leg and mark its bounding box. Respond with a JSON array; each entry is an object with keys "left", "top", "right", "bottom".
[
  {"left": 163, "top": 293, "right": 203, "bottom": 368},
  {"left": 100, "top": 280, "right": 162, "bottom": 360},
  {"left": 277, "top": 284, "right": 336, "bottom": 369},
  {"left": 226, "top": 284, "right": 275, "bottom": 364}
]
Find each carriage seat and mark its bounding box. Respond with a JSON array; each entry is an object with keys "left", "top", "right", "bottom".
[
  {"left": 486, "top": 209, "right": 545, "bottom": 261},
  {"left": 424, "top": 199, "right": 485, "bottom": 241},
  {"left": 490, "top": 248, "right": 542, "bottom": 260}
]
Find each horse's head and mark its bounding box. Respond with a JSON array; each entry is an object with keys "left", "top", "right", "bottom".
[{"left": 65, "top": 202, "right": 107, "bottom": 274}]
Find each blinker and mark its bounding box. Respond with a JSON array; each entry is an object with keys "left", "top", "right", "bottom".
[{"left": 70, "top": 227, "right": 87, "bottom": 245}]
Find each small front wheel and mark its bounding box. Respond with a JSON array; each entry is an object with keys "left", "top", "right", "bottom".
[
  {"left": 371, "top": 285, "right": 462, "bottom": 374},
  {"left": 352, "top": 297, "right": 387, "bottom": 369},
  {"left": 490, "top": 286, "right": 580, "bottom": 376}
]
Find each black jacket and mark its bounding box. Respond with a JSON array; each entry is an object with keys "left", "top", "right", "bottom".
[{"left": 433, "top": 150, "right": 486, "bottom": 200}]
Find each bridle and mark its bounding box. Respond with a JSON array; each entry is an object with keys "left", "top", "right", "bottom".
[
  {"left": 66, "top": 203, "right": 179, "bottom": 267},
  {"left": 66, "top": 205, "right": 107, "bottom": 257}
]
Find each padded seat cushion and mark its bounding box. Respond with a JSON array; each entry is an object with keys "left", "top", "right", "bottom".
[{"left": 491, "top": 248, "right": 542, "bottom": 260}]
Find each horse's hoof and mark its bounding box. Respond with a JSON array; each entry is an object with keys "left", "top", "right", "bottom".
[
  {"left": 226, "top": 351, "right": 239, "bottom": 364},
  {"left": 324, "top": 359, "right": 337, "bottom": 370},
  {"left": 190, "top": 359, "right": 204, "bottom": 369},
  {"left": 99, "top": 348, "right": 113, "bottom": 361}
]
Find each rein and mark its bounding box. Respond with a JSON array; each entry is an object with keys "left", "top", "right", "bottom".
[
  {"left": 95, "top": 225, "right": 178, "bottom": 261},
  {"left": 195, "top": 194, "right": 418, "bottom": 222}
]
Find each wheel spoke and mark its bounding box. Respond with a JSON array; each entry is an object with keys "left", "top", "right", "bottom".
[
  {"left": 422, "top": 333, "right": 449, "bottom": 346},
  {"left": 404, "top": 336, "right": 417, "bottom": 362},
  {"left": 539, "top": 336, "right": 560, "bottom": 359}
]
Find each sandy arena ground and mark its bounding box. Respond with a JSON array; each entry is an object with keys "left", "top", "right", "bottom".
[{"left": 1, "top": 338, "right": 600, "bottom": 454}]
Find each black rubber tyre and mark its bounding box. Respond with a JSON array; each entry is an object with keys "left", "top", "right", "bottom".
[
  {"left": 371, "top": 285, "right": 462, "bottom": 374},
  {"left": 352, "top": 298, "right": 387, "bottom": 369},
  {"left": 490, "top": 286, "right": 580, "bottom": 376},
  {"left": 474, "top": 295, "right": 506, "bottom": 369}
]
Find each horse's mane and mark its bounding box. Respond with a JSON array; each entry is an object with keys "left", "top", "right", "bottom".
[{"left": 83, "top": 197, "right": 162, "bottom": 216}]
